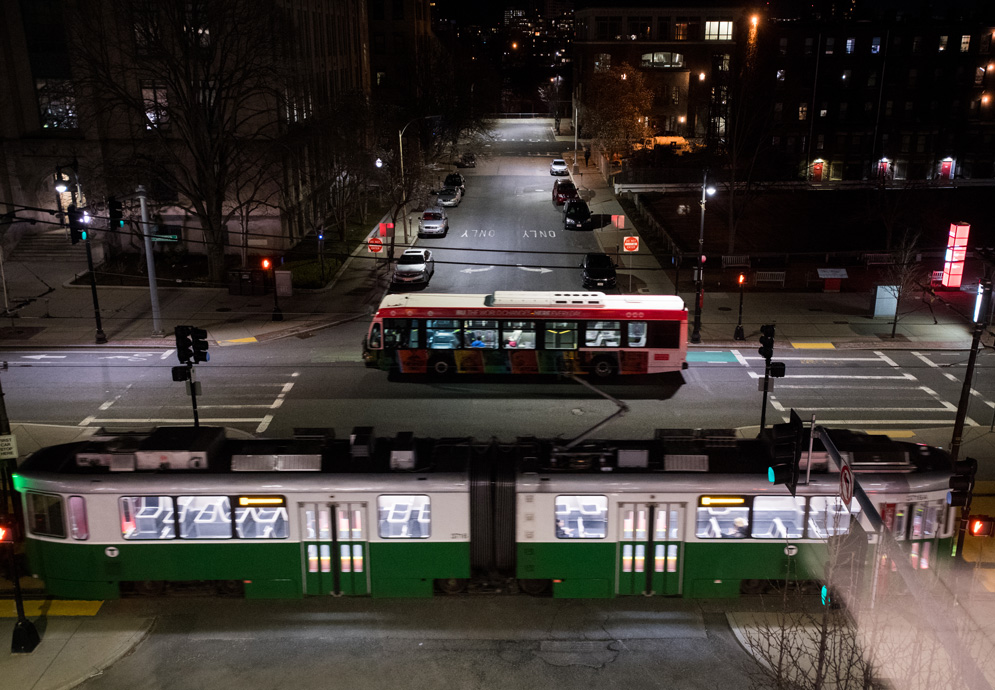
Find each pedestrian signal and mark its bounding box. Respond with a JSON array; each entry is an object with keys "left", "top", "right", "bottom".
[
  {"left": 969, "top": 515, "right": 995, "bottom": 537},
  {"left": 108, "top": 197, "right": 124, "bottom": 228}
]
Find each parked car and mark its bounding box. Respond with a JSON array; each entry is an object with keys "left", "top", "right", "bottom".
[
  {"left": 391, "top": 248, "right": 435, "bottom": 287},
  {"left": 436, "top": 186, "right": 462, "bottom": 207},
  {"left": 549, "top": 158, "right": 569, "bottom": 175},
  {"left": 580, "top": 252, "right": 617, "bottom": 289},
  {"left": 444, "top": 172, "right": 466, "bottom": 194},
  {"left": 418, "top": 207, "right": 449, "bottom": 237},
  {"left": 455, "top": 153, "right": 476, "bottom": 168},
  {"left": 563, "top": 199, "right": 591, "bottom": 229},
  {"left": 552, "top": 179, "right": 579, "bottom": 206}
]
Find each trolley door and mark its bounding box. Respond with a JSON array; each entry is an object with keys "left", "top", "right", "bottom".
[
  {"left": 301, "top": 502, "right": 369, "bottom": 596},
  {"left": 617, "top": 502, "right": 684, "bottom": 596}
]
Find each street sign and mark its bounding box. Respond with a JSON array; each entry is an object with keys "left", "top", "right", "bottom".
[
  {"left": 0, "top": 433, "right": 18, "bottom": 460},
  {"left": 758, "top": 379, "right": 773, "bottom": 391},
  {"left": 623, "top": 236, "right": 639, "bottom": 252},
  {"left": 839, "top": 463, "right": 854, "bottom": 505},
  {"left": 368, "top": 237, "right": 383, "bottom": 253}
]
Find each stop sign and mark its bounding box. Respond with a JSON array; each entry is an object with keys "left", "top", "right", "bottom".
[
  {"left": 623, "top": 236, "right": 639, "bottom": 252},
  {"left": 368, "top": 237, "right": 383, "bottom": 253}
]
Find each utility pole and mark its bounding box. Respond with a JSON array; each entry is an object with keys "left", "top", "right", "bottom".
[
  {"left": 951, "top": 278, "right": 992, "bottom": 461},
  {"left": 136, "top": 186, "right": 164, "bottom": 337}
]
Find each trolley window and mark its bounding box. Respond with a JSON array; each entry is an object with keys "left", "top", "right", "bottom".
[
  {"left": 502, "top": 321, "right": 536, "bottom": 349},
  {"left": 427, "top": 320, "right": 461, "bottom": 349},
  {"left": 554, "top": 495, "right": 608, "bottom": 539},
  {"left": 178, "top": 496, "right": 232, "bottom": 539},
  {"left": 68, "top": 496, "right": 89, "bottom": 541},
  {"left": 384, "top": 319, "right": 419, "bottom": 348},
  {"left": 585, "top": 321, "right": 621, "bottom": 348},
  {"left": 545, "top": 321, "right": 578, "bottom": 350},
  {"left": 696, "top": 496, "right": 749, "bottom": 539},
  {"left": 121, "top": 496, "right": 175, "bottom": 540},
  {"left": 807, "top": 496, "right": 859, "bottom": 538},
  {"left": 235, "top": 496, "right": 289, "bottom": 539},
  {"left": 27, "top": 492, "right": 65, "bottom": 538},
  {"left": 752, "top": 496, "right": 804, "bottom": 539},
  {"left": 465, "top": 320, "right": 498, "bottom": 349},
  {"left": 377, "top": 495, "right": 430, "bottom": 538}
]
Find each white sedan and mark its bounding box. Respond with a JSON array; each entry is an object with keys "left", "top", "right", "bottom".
[
  {"left": 436, "top": 186, "right": 462, "bottom": 207},
  {"left": 549, "top": 158, "right": 569, "bottom": 175}
]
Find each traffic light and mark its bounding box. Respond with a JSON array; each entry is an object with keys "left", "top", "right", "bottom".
[
  {"left": 68, "top": 205, "right": 85, "bottom": 245},
  {"left": 969, "top": 515, "right": 995, "bottom": 537},
  {"left": 190, "top": 327, "right": 210, "bottom": 363},
  {"left": 175, "top": 325, "right": 193, "bottom": 363},
  {"left": 768, "top": 409, "right": 803, "bottom": 495},
  {"left": 261, "top": 257, "right": 272, "bottom": 270},
  {"left": 947, "top": 457, "right": 978, "bottom": 508},
  {"left": 758, "top": 324, "right": 775, "bottom": 360},
  {"left": 820, "top": 584, "right": 831, "bottom": 606},
  {"left": 108, "top": 197, "right": 123, "bottom": 228}
]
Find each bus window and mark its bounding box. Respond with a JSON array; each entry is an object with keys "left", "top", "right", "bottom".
[
  {"left": 645, "top": 321, "right": 681, "bottom": 348},
  {"left": 502, "top": 321, "right": 536, "bottom": 349},
  {"left": 585, "top": 321, "right": 621, "bottom": 347},
  {"left": 752, "top": 496, "right": 804, "bottom": 539},
  {"left": 427, "top": 319, "right": 461, "bottom": 349},
  {"left": 627, "top": 322, "right": 647, "bottom": 347},
  {"left": 545, "top": 321, "right": 578, "bottom": 350},
  {"left": 465, "top": 320, "right": 498, "bottom": 348},
  {"left": 384, "top": 319, "right": 418, "bottom": 348},
  {"left": 368, "top": 323, "right": 382, "bottom": 349}
]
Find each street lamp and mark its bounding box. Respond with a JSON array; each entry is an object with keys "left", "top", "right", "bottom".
[
  {"left": 734, "top": 273, "right": 746, "bottom": 340},
  {"left": 261, "top": 258, "right": 282, "bottom": 322},
  {"left": 690, "top": 170, "right": 716, "bottom": 344},
  {"left": 397, "top": 115, "right": 438, "bottom": 259},
  {"left": 54, "top": 159, "right": 107, "bottom": 344}
]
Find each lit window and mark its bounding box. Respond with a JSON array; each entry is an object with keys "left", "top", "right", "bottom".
[
  {"left": 68, "top": 496, "right": 89, "bottom": 540},
  {"left": 846, "top": 37, "right": 855, "bottom": 54},
  {"left": 842, "top": 69, "right": 851, "bottom": 82},
  {"left": 141, "top": 84, "right": 169, "bottom": 130},
  {"left": 235, "top": 497, "right": 289, "bottom": 539},
  {"left": 585, "top": 321, "right": 621, "bottom": 347},
  {"left": 545, "top": 321, "right": 578, "bottom": 350},
  {"left": 961, "top": 35, "right": 971, "bottom": 52},
  {"left": 696, "top": 497, "right": 749, "bottom": 539},
  {"left": 825, "top": 37, "right": 835, "bottom": 55},
  {"left": 178, "top": 496, "right": 232, "bottom": 539},
  {"left": 752, "top": 496, "right": 804, "bottom": 539},
  {"left": 35, "top": 79, "right": 78, "bottom": 129},
  {"left": 938, "top": 35, "right": 948, "bottom": 52},
  {"left": 377, "top": 495, "right": 431, "bottom": 539},
  {"left": 798, "top": 103, "right": 808, "bottom": 120},
  {"left": 704, "top": 20, "right": 732, "bottom": 41},
  {"left": 555, "top": 495, "right": 608, "bottom": 539},
  {"left": 121, "top": 496, "right": 175, "bottom": 540},
  {"left": 776, "top": 69, "right": 785, "bottom": 82},
  {"left": 871, "top": 37, "right": 881, "bottom": 54}
]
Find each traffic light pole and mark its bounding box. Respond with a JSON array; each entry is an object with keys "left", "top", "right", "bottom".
[
  {"left": 951, "top": 278, "right": 992, "bottom": 462},
  {"left": 136, "top": 186, "right": 164, "bottom": 337},
  {"left": 760, "top": 359, "right": 770, "bottom": 431},
  {"left": 187, "top": 363, "right": 200, "bottom": 427},
  {"left": 83, "top": 238, "right": 107, "bottom": 344}
]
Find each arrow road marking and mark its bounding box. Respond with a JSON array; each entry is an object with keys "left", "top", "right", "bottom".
[
  {"left": 22, "top": 355, "right": 66, "bottom": 360},
  {"left": 460, "top": 266, "right": 495, "bottom": 273},
  {"left": 517, "top": 266, "right": 552, "bottom": 273}
]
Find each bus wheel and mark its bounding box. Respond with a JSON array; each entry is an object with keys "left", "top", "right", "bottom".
[
  {"left": 591, "top": 357, "right": 617, "bottom": 379},
  {"left": 134, "top": 580, "right": 166, "bottom": 596},
  {"left": 436, "top": 578, "right": 468, "bottom": 595},
  {"left": 518, "top": 579, "right": 551, "bottom": 596},
  {"left": 431, "top": 358, "right": 452, "bottom": 376}
]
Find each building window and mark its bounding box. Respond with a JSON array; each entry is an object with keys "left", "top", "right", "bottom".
[
  {"left": 704, "top": 20, "right": 732, "bottom": 41},
  {"left": 774, "top": 102, "right": 783, "bottom": 121},
  {"left": 594, "top": 53, "right": 611, "bottom": 72},
  {"left": 819, "top": 103, "right": 828, "bottom": 117},
  {"left": 907, "top": 69, "right": 917, "bottom": 87},
  {"left": 718, "top": 54, "right": 730, "bottom": 71},
  {"left": 842, "top": 69, "right": 851, "bottom": 83},
  {"left": 674, "top": 18, "right": 688, "bottom": 40},
  {"left": 868, "top": 71, "right": 877, "bottom": 87},
  {"left": 961, "top": 35, "right": 971, "bottom": 52},
  {"left": 977, "top": 67, "right": 986, "bottom": 85},
  {"left": 391, "top": 0, "right": 404, "bottom": 20},
  {"left": 640, "top": 52, "right": 684, "bottom": 68},
  {"left": 938, "top": 35, "right": 948, "bottom": 52},
  {"left": 865, "top": 101, "right": 874, "bottom": 113},
  {"left": 816, "top": 134, "right": 824, "bottom": 150},
  {"left": 805, "top": 37, "right": 814, "bottom": 55},
  {"left": 142, "top": 84, "right": 169, "bottom": 130},
  {"left": 901, "top": 134, "right": 911, "bottom": 153},
  {"left": 627, "top": 17, "right": 652, "bottom": 41},
  {"left": 917, "top": 135, "right": 926, "bottom": 153},
  {"left": 912, "top": 36, "right": 922, "bottom": 53},
  {"left": 595, "top": 16, "right": 622, "bottom": 41},
  {"left": 871, "top": 37, "right": 881, "bottom": 54},
  {"left": 657, "top": 17, "right": 669, "bottom": 40},
  {"left": 35, "top": 79, "right": 78, "bottom": 129},
  {"left": 776, "top": 69, "right": 785, "bottom": 82},
  {"left": 846, "top": 37, "right": 855, "bottom": 54},
  {"left": 798, "top": 103, "right": 808, "bottom": 121},
  {"left": 825, "top": 37, "right": 834, "bottom": 55},
  {"left": 779, "top": 38, "right": 788, "bottom": 56},
  {"left": 671, "top": 85, "right": 679, "bottom": 105},
  {"left": 839, "top": 102, "right": 847, "bottom": 119}
]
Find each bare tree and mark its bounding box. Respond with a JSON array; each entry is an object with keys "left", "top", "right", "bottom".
[
  {"left": 882, "top": 232, "right": 930, "bottom": 338},
  {"left": 583, "top": 63, "right": 654, "bottom": 165},
  {"left": 68, "top": 0, "right": 290, "bottom": 282}
]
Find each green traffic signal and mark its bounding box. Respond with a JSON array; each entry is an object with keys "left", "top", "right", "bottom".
[{"left": 821, "top": 585, "right": 830, "bottom": 606}]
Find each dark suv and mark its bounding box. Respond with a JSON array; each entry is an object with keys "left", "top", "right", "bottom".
[
  {"left": 563, "top": 199, "right": 591, "bottom": 229},
  {"left": 580, "top": 253, "right": 617, "bottom": 289},
  {"left": 444, "top": 172, "right": 466, "bottom": 194}
]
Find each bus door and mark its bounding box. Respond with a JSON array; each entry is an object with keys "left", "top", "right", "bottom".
[
  {"left": 301, "top": 502, "right": 369, "bottom": 596},
  {"left": 617, "top": 502, "right": 684, "bottom": 596}
]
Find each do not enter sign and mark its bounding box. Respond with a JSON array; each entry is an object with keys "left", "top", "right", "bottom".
[
  {"left": 623, "top": 236, "right": 639, "bottom": 252},
  {"left": 368, "top": 237, "right": 383, "bottom": 253}
]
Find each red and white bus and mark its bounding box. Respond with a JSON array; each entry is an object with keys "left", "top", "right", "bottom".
[{"left": 361, "top": 291, "right": 688, "bottom": 378}]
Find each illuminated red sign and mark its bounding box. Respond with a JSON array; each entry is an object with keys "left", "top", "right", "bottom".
[{"left": 942, "top": 222, "right": 970, "bottom": 288}]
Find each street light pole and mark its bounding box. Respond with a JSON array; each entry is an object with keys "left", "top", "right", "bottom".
[
  {"left": 57, "top": 160, "right": 106, "bottom": 344},
  {"left": 396, "top": 115, "right": 438, "bottom": 261},
  {"left": 734, "top": 273, "right": 746, "bottom": 340},
  {"left": 136, "top": 186, "right": 164, "bottom": 337},
  {"left": 690, "top": 169, "right": 713, "bottom": 344}
]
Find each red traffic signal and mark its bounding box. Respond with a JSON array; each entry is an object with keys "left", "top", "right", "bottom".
[
  {"left": 738, "top": 273, "right": 746, "bottom": 285},
  {"left": 0, "top": 514, "right": 13, "bottom": 542},
  {"left": 969, "top": 515, "right": 995, "bottom": 537},
  {"left": 261, "top": 258, "right": 272, "bottom": 270}
]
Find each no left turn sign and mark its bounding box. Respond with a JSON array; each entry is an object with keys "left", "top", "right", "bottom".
[{"left": 839, "top": 464, "right": 854, "bottom": 505}]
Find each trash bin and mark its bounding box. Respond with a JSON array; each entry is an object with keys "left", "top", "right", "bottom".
[
  {"left": 228, "top": 270, "right": 254, "bottom": 296},
  {"left": 250, "top": 269, "right": 267, "bottom": 295}
]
